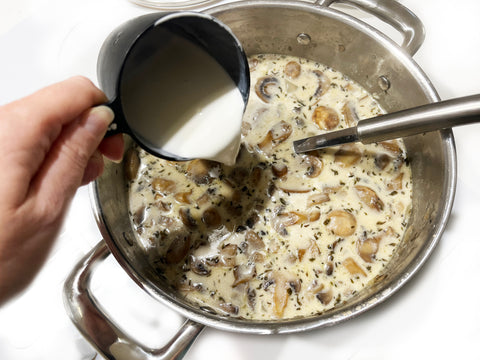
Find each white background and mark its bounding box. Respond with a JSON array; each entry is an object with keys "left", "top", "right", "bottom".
[{"left": 0, "top": 0, "right": 480, "bottom": 359}]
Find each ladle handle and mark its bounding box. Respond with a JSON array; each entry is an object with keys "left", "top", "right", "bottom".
[
  {"left": 63, "top": 241, "right": 205, "bottom": 360},
  {"left": 358, "top": 94, "right": 480, "bottom": 144}
]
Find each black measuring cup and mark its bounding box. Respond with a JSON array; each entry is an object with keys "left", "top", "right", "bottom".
[{"left": 97, "top": 12, "right": 250, "bottom": 161}]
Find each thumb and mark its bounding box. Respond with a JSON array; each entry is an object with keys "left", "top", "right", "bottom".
[{"left": 30, "top": 105, "right": 114, "bottom": 208}]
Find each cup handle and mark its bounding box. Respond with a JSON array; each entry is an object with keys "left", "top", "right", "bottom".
[
  {"left": 63, "top": 241, "right": 205, "bottom": 360},
  {"left": 316, "top": 0, "right": 425, "bottom": 56},
  {"left": 105, "top": 97, "right": 130, "bottom": 137}
]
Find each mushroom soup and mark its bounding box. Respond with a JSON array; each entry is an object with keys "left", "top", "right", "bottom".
[{"left": 126, "top": 54, "right": 412, "bottom": 320}]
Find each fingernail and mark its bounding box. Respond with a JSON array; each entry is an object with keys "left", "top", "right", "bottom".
[{"left": 85, "top": 105, "right": 115, "bottom": 134}]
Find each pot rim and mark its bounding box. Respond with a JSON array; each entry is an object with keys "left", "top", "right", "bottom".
[{"left": 92, "top": 0, "right": 457, "bottom": 335}]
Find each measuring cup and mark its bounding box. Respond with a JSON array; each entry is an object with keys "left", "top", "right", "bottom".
[{"left": 98, "top": 12, "right": 250, "bottom": 161}]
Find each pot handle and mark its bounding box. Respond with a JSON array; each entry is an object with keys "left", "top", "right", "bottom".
[
  {"left": 316, "top": 0, "right": 425, "bottom": 56},
  {"left": 63, "top": 241, "right": 205, "bottom": 360}
]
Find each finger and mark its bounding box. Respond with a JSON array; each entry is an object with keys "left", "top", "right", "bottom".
[
  {"left": 7, "top": 76, "right": 106, "bottom": 136},
  {"left": 81, "top": 150, "right": 105, "bottom": 186},
  {"left": 98, "top": 134, "right": 125, "bottom": 162},
  {"left": 0, "top": 77, "right": 107, "bottom": 207},
  {"left": 28, "top": 105, "right": 114, "bottom": 215}
]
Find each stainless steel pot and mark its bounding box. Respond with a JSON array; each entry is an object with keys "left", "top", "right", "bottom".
[{"left": 63, "top": 1, "right": 456, "bottom": 359}]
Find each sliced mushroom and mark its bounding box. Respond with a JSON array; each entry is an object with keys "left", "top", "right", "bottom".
[
  {"left": 308, "top": 239, "right": 321, "bottom": 257},
  {"left": 374, "top": 153, "right": 392, "bottom": 170},
  {"left": 304, "top": 155, "right": 323, "bottom": 178},
  {"left": 190, "top": 257, "right": 211, "bottom": 276},
  {"left": 355, "top": 185, "right": 384, "bottom": 211},
  {"left": 247, "top": 287, "right": 256, "bottom": 310},
  {"left": 379, "top": 140, "right": 403, "bottom": 156},
  {"left": 165, "top": 234, "right": 191, "bottom": 264},
  {"left": 297, "top": 239, "right": 320, "bottom": 262},
  {"left": 297, "top": 248, "right": 307, "bottom": 262},
  {"left": 258, "top": 121, "right": 293, "bottom": 151},
  {"left": 157, "top": 215, "right": 176, "bottom": 228},
  {"left": 334, "top": 144, "right": 362, "bottom": 167},
  {"left": 357, "top": 235, "right": 382, "bottom": 263},
  {"left": 219, "top": 302, "right": 239, "bottom": 316},
  {"left": 277, "top": 211, "right": 320, "bottom": 228},
  {"left": 312, "top": 105, "right": 339, "bottom": 130},
  {"left": 179, "top": 207, "right": 197, "bottom": 229},
  {"left": 307, "top": 280, "right": 322, "bottom": 295},
  {"left": 196, "top": 192, "right": 211, "bottom": 207},
  {"left": 220, "top": 243, "right": 238, "bottom": 256},
  {"left": 248, "top": 57, "right": 259, "bottom": 71},
  {"left": 279, "top": 186, "right": 312, "bottom": 194},
  {"left": 233, "top": 264, "right": 256, "bottom": 287},
  {"left": 323, "top": 185, "right": 342, "bottom": 194},
  {"left": 284, "top": 61, "right": 301, "bottom": 79},
  {"left": 175, "top": 279, "right": 204, "bottom": 293},
  {"left": 124, "top": 148, "right": 140, "bottom": 181},
  {"left": 186, "top": 159, "right": 218, "bottom": 185},
  {"left": 201, "top": 207, "right": 222, "bottom": 228},
  {"left": 313, "top": 70, "right": 331, "bottom": 98},
  {"left": 132, "top": 206, "right": 146, "bottom": 227},
  {"left": 316, "top": 285, "right": 333, "bottom": 305},
  {"left": 245, "top": 230, "right": 265, "bottom": 251},
  {"left": 152, "top": 178, "right": 176, "bottom": 195},
  {"left": 306, "top": 280, "right": 332, "bottom": 304},
  {"left": 326, "top": 210, "right": 357, "bottom": 237},
  {"left": 156, "top": 201, "right": 172, "bottom": 213},
  {"left": 388, "top": 172, "right": 404, "bottom": 191},
  {"left": 270, "top": 120, "right": 292, "bottom": 145},
  {"left": 289, "top": 279, "right": 302, "bottom": 293},
  {"left": 307, "top": 192, "right": 330, "bottom": 207},
  {"left": 325, "top": 261, "right": 334, "bottom": 276},
  {"left": 272, "top": 162, "right": 288, "bottom": 178},
  {"left": 342, "top": 102, "right": 358, "bottom": 127},
  {"left": 343, "top": 257, "right": 367, "bottom": 276},
  {"left": 255, "top": 76, "right": 280, "bottom": 103},
  {"left": 272, "top": 273, "right": 289, "bottom": 318},
  {"left": 174, "top": 190, "right": 192, "bottom": 204},
  {"left": 250, "top": 251, "right": 265, "bottom": 264}
]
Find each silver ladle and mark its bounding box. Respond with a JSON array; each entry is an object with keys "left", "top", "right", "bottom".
[{"left": 293, "top": 94, "right": 480, "bottom": 152}]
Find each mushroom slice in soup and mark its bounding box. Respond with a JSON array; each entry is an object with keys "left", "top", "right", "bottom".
[
  {"left": 312, "top": 105, "right": 339, "bottom": 130},
  {"left": 258, "top": 121, "right": 293, "bottom": 151},
  {"left": 152, "top": 178, "right": 176, "bottom": 195},
  {"left": 284, "top": 61, "right": 301, "bottom": 79},
  {"left": 334, "top": 144, "right": 362, "bottom": 167},
  {"left": 312, "top": 70, "right": 330, "bottom": 98},
  {"left": 342, "top": 101, "right": 358, "bottom": 127},
  {"left": 355, "top": 185, "right": 384, "bottom": 211},
  {"left": 303, "top": 155, "right": 323, "bottom": 178},
  {"left": 255, "top": 76, "right": 280, "bottom": 103},
  {"left": 326, "top": 210, "right": 357, "bottom": 237},
  {"left": 343, "top": 257, "right": 367, "bottom": 277}
]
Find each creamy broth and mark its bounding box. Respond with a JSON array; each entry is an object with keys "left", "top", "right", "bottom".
[
  {"left": 121, "top": 31, "right": 244, "bottom": 165},
  {"left": 126, "top": 54, "right": 412, "bottom": 320}
]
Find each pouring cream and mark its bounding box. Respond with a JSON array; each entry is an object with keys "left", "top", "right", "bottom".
[{"left": 120, "top": 31, "right": 245, "bottom": 166}]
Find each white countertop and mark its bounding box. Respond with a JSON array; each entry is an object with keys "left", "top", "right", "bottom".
[{"left": 1, "top": 0, "right": 480, "bottom": 359}]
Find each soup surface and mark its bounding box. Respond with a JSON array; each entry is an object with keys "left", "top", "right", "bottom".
[{"left": 127, "top": 54, "right": 412, "bottom": 320}]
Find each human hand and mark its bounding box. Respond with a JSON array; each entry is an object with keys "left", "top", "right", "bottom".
[{"left": 0, "top": 76, "right": 124, "bottom": 304}]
